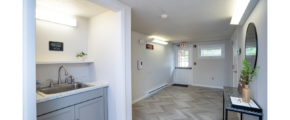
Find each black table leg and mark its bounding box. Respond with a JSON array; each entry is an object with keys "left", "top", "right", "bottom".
[
  {"left": 225, "top": 109, "right": 228, "bottom": 120},
  {"left": 223, "top": 92, "right": 224, "bottom": 120},
  {"left": 241, "top": 113, "right": 243, "bottom": 120},
  {"left": 259, "top": 116, "right": 262, "bottom": 120}
]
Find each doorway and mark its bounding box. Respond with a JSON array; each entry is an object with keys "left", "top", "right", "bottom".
[{"left": 174, "top": 46, "right": 193, "bottom": 85}]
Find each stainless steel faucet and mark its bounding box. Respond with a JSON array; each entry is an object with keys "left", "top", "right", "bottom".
[
  {"left": 65, "top": 75, "right": 75, "bottom": 84},
  {"left": 46, "top": 79, "right": 54, "bottom": 87},
  {"left": 58, "top": 66, "right": 68, "bottom": 84}
]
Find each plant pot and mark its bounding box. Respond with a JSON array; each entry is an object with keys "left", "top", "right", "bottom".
[
  {"left": 242, "top": 85, "right": 251, "bottom": 103},
  {"left": 238, "top": 70, "right": 248, "bottom": 94},
  {"left": 78, "top": 56, "right": 85, "bottom": 61}
]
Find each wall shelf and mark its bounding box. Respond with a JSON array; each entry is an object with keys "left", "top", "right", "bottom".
[{"left": 36, "top": 61, "right": 94, "bottom": 65}]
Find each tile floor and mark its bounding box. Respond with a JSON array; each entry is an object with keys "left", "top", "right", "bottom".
[{"left": 132, "top": 85, "right": 239, "bottom": 120}]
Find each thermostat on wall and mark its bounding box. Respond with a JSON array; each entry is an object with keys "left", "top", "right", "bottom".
[
  {"left": 237, "top": 48, "right": 241, "bottom": 55},
  {"left": 137, "top": 60, "right": 142, "bottom": 70}
]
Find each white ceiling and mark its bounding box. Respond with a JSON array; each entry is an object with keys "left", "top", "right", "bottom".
[
  {"left": 117, "top": 0, "right": 238, "bottom": 42},
  {"left": 36, "top": 0, "right": 109, "bottom": 18}
]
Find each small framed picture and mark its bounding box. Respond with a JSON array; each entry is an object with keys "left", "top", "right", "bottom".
[{"left": 49, "top": 41, "right": 63, "bottom": 51}]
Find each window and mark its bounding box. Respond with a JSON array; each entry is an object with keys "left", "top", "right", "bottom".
[
  {"left": 246, "top": 47, "right": 256, "bottom": 56},
  {"left": 178, "top": 50, "right": 189, "bottom": 67},
  {"left": 198, "top": 44, "right": 225, "bottom": 59}
]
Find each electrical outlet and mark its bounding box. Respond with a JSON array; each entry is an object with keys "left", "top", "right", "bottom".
[{"left": 212, "top": 77, "right": 214, "bottom": 80}]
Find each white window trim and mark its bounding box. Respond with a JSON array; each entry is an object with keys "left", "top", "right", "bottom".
[{"left": 197, "top": 44, "right": 225, "bottom": 59}]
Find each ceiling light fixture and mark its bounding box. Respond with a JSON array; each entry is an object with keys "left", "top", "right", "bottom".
[
  {"left": 230, "top": 0, "right": 250, "bottom": 25},
  {"left": 161, "top": 14, "right": 168, "bottom": 19},
  {"left": 36, "top": 10, "right": 77, "bottom": 27},
  {"left": 149, "top": 38, "right": 168, "bottom": 45}
]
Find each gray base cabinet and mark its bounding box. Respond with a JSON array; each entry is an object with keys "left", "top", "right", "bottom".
[
  {"left": 37, "top": 87, "right": 107, "bottom": 120},
  {"left": 37, "top": 106, "right": 74, "bottom": 120},
  {"left": 75, "top": 97, "right": 104, "bottom": 120}
]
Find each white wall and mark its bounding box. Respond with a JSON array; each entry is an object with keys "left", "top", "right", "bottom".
[
  {"left": 131, "top": 31, "right": 174, "bottom": 102},
  {"left": 186, "top": 40, "right": 233, "bottom": 88},
  {"left": 88, "top": 11, "right": 119, "bottom": 120},
  {"left": 36, "top": 15, "right": 88, "bottom": 61},
  {"left": 233, "top": 0, "right": 267, "bottom": 120},
  {"left": 36, "top": 14, "right": 91, "bottom": 84},
  {"left": 36, "top": 64, "right": 90, "bottom": 84}
]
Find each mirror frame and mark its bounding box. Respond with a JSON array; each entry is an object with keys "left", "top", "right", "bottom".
[{"left": 245, "top": 22, "right": 258, "bottom": 74}]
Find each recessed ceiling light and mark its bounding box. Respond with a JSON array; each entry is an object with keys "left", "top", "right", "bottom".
[{"left": 161, "top": 14, "right": 167, "bottom": 19}]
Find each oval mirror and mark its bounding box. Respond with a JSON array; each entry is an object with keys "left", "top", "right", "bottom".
[{"left": 245, "top": 23, "right": 258, "bottom": 73}]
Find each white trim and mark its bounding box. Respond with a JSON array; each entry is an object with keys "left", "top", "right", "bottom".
[
  {"left": 197, "top": 44, "right": 225, "bottom": 59},
  {"left": 23, "top": 0, "right": 36, "bottom": 120},
  {"left": 36, "top": 61, "right": 94, "bottom": 64},
  {"left": 191, "top": 84, "right": 223, "bottom": 89},
  {"left": 132, "top": 95, "right": 147, "bottom": 104}
]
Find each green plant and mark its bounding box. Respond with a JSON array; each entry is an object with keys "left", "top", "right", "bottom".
[
  {"left": 239, "top": 58, "right": 259, "bottom": 84},
  {"left": 76, "top": 51, "right": 87, "bottom": 57}
]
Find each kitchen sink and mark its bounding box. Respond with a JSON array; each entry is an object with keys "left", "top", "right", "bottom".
[{"left": 38, "top": 82, "right": 92, "bottom": 94}]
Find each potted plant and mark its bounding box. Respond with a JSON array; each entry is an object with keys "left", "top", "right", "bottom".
[
  {"left": 76, "top": 51, "right": 87, "bottom": 61},
  {"left": 239, "top": 58, "right": 259, "bottom": 103}
]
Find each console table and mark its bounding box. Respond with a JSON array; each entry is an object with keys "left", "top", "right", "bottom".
[{"left": 223, "top": 86, "right": 263, "bottom": 120}]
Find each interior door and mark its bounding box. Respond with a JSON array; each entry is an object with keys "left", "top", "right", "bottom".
[
  {"left": 174, "top": 46, "right": 193, "bottom": 85},
  {"left": 233, "top": 36, "right": 238, "bottom": 87}
]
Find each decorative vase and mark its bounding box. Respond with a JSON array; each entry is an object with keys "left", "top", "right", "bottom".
[
  {"left": 238, "top": 70, "right": 248, "bottom": 94},
  {"left": 242, "top": 85, "right": 251, "bottom": 103}
]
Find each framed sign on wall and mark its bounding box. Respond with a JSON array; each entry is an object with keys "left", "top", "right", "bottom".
[
  {"left": 49, "top": 41, "right": 63, "bottom": 51},
  {"left": 146, "top": 44, "right": 154, "bottom": 50}
]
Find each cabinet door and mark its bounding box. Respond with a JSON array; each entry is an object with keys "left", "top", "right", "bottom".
[
  {"left": 75, "top": 97, "right": 104, "bottom": 120},
  {"left": 37, "top": 106, "right": 74, "bottom": 120}
]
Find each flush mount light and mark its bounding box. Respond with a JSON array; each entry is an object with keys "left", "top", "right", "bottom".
[
  {"left": 36, "top": 10, "right": 77, "bottom": 27},
  {"left": 148, "top": 38, "right": 168, "bottom": 45},
  {"left": 161, "top": 14, "right": 168, "bottom": 19},
  {"left": 230, "top": 0, "right": 250, "bottom": 25}
]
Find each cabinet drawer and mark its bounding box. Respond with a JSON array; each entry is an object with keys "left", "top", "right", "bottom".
[
  {"left": 37, "top": 106, "right": 74, "bottom": 120},
  {"left": 37, "top": 88, "right": 103, "bottom": 116}
]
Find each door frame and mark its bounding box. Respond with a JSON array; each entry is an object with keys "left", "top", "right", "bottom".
[
  {"left": 20, "top": 1, "right": 132, "bottom": 120},
  {"left": 232, "top": 32, "right": 239, "bottom": 87},
  {"left": 23, "top": 0, "right": 36, "bottom": 120}
]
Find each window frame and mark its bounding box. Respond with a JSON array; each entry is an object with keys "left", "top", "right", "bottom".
[{"left": 197, "top": 44, "right": 225, "bottom": 59}]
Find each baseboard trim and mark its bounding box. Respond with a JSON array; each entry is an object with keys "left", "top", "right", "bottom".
[
  {"left": 191, "top": 84, "right": 223, "bottom": 89},
  {"left": 132, "top": 95, "right": 146, "bottom": 104}
]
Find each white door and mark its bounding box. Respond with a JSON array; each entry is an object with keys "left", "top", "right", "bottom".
[
  {"left": 174, "top": 46, "right": 193, "bottom": 85},
  {"left": 233, "top": 36, "right": 238, "bottom": 87}
]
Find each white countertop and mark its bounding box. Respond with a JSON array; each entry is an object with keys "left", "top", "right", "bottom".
[{"left": 36, "top": 81, "right": 109, "bottom": 103}]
